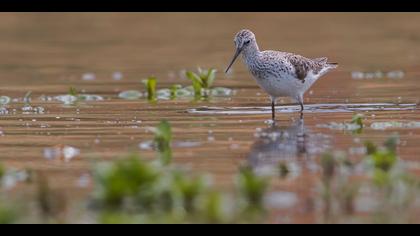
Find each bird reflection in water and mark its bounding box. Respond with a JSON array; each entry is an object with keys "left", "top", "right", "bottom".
[{"left": 246, "top": 116, "right": 331, "bottom": 222}]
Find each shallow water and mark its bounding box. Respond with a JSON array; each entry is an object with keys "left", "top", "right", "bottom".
[{"left": 0, "top": 13, "right": 420, "bottom": 223}]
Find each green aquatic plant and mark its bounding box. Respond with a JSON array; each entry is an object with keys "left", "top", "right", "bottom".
[
  {"left": 351, "top": 113, "right": 364, "bottom": 127},
  {"left": 36, "top": 173, "right": 68, "bottom": 223},
  {"left": 152, "top": 120, "right": 173, "bottom": 165},
  {"left": 172, "top": 172, "right": 208, "bottom": 212},
  {"left": 185, "top": 68, "right": 217, "bottom": 98},
  {"left": 0, "top": 204, "right": 18, "bottom": 224},
  {"left": 278, "top": 161, "right": 289, "bottom": 178},
  {"left": 23, "top": 91, "right": 32, "bottom": 105},
  {"left": 94, "top": 154, "right": 161, "bottom": 209},
  {"left": 143, "top": 76, "right": 157, "bottom": 101},
  {"left": 68, "top": 87, "right": 78, "bottom": 97},
  {"left": 237, "top": 167, "right": 269, "bottom": 211},
  {"left": 170, "top": 84, "right": 183, "bottom": 100},
  {"left": 0, "top": 163, "right": 4, "bottom": 181}
]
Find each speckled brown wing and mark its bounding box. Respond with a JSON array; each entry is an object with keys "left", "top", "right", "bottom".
[{"left": 285, "top": 54, "right": 324, "bottom": 83}]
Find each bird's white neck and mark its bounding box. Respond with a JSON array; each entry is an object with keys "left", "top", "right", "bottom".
[{"left": 241, "top": 41, "right": 260, "bottom": 64}]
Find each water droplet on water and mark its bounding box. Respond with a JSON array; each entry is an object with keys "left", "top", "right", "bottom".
[
  {"left": 112, "top": 72, "right": 123, "bottom": 80},
  {"left": 82, "top": 73, "right": 96, "bottom": 81},
  {"left": 43, "top": 145, "right": 80, "bottom": 162}
]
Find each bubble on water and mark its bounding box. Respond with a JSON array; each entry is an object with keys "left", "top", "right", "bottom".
[
  {"left": 309, "top": 90, "right": 314, "bottom": 95},
  {"left": 0, "top": 107, "right": 9, "bottom": 115},
  {"left": 351, "top": 71, "right": 365, "bottom": 80},
  {"left": 40, "top": 123, "right": 50, "bottom": 128},
  {"left": 55, "top": 95, "right": 78, "bottom": 105},
  {"left": 229, "top": 143, "right": 240, "bottom": 150},
  {"left": 264, "top": 192, "right": 298, "bottom": 209},
  {"left": 21, "top": 105, "right": 45, "bottom": 115},
  {"left": 118, "top": 90, "right": 143, "bottom": 100},
  {"left": 349, "top": 146, "right": 367, "bottom": 155},
  {"left": 43, "top": 145, "right": 80, "bottom": 162},
  {"left": 370, "top": 121, "right": 420, "bottom": 130},
  {"left": 77, "top": 174, "right": 91, "bottom": 188},
  {"left": 264, "top": 119, "right": 275, "bottom": 126},
  {"left": 317, "top": 122, "right": 362, "bottom": 131},
  {"left": 157, "top": 89, "right": 171, "bottom": 100},
  {"left": 211, "top": 87, "right": 235, "bottom": 97},
  {"left": 79, "top": 94, "right": 104, "bottom": 102},
  {"left": 139, "top": 140, "right": 154, "bottom": 150},
  {"left": 0, "top": 96, "right": 11, "bottom": 106},
  {"left": 1, "top": 169, "right": 31, "bottom": 190},
  {"left": 386, "top": 70, "right": 405, "bottom": 79},
  {"left": 112, "top": 72, "right": 123, "bottom": 80},
  {"left": 82, "top": 73, "right": 96, "bottom": 81}
]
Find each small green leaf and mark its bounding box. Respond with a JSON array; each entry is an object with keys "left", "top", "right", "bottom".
[
  {"left": 153, "top": 120, "right": 172, "bottom": 165},
  {"left": 0, "top": 163, "right": 4, "bottom": 180},
  {"left": 68, "top": 87, "right": 78, "bottom": 97},
  {"left": 206, "top": 68, "right": 217, "bottom": 88},
  {"left": 186, "top": 71, "right": 203, "bottom": 97},
  {"left": 143, "top": 77, "right": 157, "bottom": 101}
]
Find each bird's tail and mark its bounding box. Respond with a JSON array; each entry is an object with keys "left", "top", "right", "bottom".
[{"left": 327, "top": 62, "right": 338, "bottom": 69}]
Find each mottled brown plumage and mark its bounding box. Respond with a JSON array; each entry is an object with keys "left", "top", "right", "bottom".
[{"left": 225, "top": 29, "right": 338, "bottom": 120}]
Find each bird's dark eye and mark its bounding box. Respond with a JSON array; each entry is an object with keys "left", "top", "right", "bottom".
[{"left": 244, "top": 40, "right": 251, "bottom": 45}]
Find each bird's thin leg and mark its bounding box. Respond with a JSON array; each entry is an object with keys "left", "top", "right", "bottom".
[{"left": 271, "top": 100, "right": 276, "bottom": 121}]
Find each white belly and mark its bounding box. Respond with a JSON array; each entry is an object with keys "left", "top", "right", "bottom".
[{"left": 253, "top": 74, "right": 304, "bottom": 99}]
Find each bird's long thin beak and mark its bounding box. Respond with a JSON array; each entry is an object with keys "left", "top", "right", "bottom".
[{"left": 225, "top": 47, "right": 242, "bottom": 73}]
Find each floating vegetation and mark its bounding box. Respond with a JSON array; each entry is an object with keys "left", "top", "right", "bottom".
[
  {"left": 370, "top": 121, "right": 420, "bottom": 130},
  {"left": 54, "top": 87, "right": 104, "bottom": 105},
  {"left": 150, "top": 120, "right": 172, "bottom": 165},
  {"left": 237, "top": 166, "right": 269, "bottom": 212},
  {"left": 278, "top": 162, "right": 290, "bottom": 179},
  {"left": 43, "top": 145, "right": 81, "bottom": 162},
  {"left": 23, "top": 91, "right": 32, "bottom": 105},
  {"left": 92, "top": 153, "right": 268, "bottom": 224},
  {"left": 318, "top": 135, "right": 419, "bottom": 223},
  {"left": 0, "top": 204, "right": 18, "bottom": 224},
  {"left": 317, "top": 113, "right": 364, "bottom": 133},
  {"left": 143, "top": 76, "right": 157, "bottom": 101},
  {"left": 0, "top": 96, "right": 11, "bottom": 106},
  {"left": 0, "top": 164, "right": 4, "bottom": 180},
  {"left": 118, "top": 90, "right": 143, "bottom": 100},
  {"left": 351, "top": 70, "right": 405, "bottom": 80},
  {"left": 186, "top": 68, "right": 217, "bottom": 98}
]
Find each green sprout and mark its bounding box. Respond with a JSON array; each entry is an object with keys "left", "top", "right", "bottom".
[
  {"left": 172, "top": 173, "right": 207, "bottom": 213},
  {"left": 93, "top": 154, "right": 160, "bottom": 208},
  {"left": 23, "top": 91, "right": 32, "bottom": 105},
  {"left": 321, "top": 153, "right": 336, "bottom": 181},
  {"left": 237, "top": 167, "right": 269, "bottom": 210},
  {"left": 68, "top": 87, "right": 78, "bottom": 97},
  {"left": 152, "top": 120, "right": 173, "bottom": 165},
  {"left": 170, "top": 85, "right": 183, "bottom": 100},
  {"left": 0, "top": 204, "right": 18, "bottom": 224},
  {"left": 0, "top": 163, "right": 4, "bottom": 180},
  {"left": 185, "top": 68, "right": 217, "bottom": 98},
  {"left": 278, "top": 161, "right": 290, "bottom": 178},
  {"left": 143, "top": 77, "right": 157, "bottom": 101},
  {"left": 351, "top": 113, "right": 364, "bottom": 133}
]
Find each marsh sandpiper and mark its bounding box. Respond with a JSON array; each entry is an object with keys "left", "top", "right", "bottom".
[{"left": 225, "top": 29, "right": 338, "bottom": 120}]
